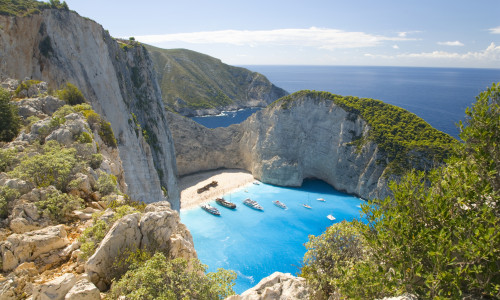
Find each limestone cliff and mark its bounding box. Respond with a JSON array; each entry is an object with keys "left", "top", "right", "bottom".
[
  {"left": 169, "top": 91, "right": 455, "bottom": 200},
  {"left": 0, "top": 9, "right": 180, "bottom": 208}
]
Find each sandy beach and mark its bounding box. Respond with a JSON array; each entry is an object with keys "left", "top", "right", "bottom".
[{"left": 179, "top": 169, "right": 255, "bottom": 210}]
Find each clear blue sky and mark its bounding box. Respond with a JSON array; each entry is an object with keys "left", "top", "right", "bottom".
[{"left": 61, "top": 0, "right": 500, "bottom": 68}]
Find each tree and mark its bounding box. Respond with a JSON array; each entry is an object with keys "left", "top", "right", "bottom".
[
  {"left": 0, "top": 88, "right": 21, "bottom": 142},
  {"left": 107, "top": 252, "right": 236, "bottom": 300}
]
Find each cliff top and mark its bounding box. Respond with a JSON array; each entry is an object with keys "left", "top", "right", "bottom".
[
  {"left": 273, "top": 90, "right": 457, "bottom": 173},
  {"left": 0, "top": 0, "right": 68, "bottom": 16},
  {"left": 144, "top": 45, "right": 288, "bottom": 114}
]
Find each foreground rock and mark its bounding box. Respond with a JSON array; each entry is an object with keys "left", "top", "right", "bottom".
[
  {"left": 226, "top": 272, "right": 309, "bottom": 300},
  {"left": 85, "top": 201, "right": 196, "bottom": 291},
  {"left": 0, "top": 225, "right": 69, "bottom": 272}
]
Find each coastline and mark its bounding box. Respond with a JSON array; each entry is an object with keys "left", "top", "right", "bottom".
[{"left": 179, "top": 169, "right": 255, "bottom": 210}]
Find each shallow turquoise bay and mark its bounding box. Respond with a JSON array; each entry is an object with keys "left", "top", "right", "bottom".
[{"left": 180, "top": 179, "right": 365, "bottom": 293}]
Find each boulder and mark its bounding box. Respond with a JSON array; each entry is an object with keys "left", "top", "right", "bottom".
[
  {"left": 85, "top": 213, "right": 142, "bottom": 290},
  {"left": 31, "top": 273, "right": 79, "bottom": 300},
  {"left": 64, "top": 278, "right": 100, "bottom": 300},
  {"left": 0, "top": 225, "right": 69, "bottom": 271},
  {"left": 9, "top": 202, "right": 50, "bottom": 234},
  {"left": 85, "top": 201, "right": 196, "bottom": 290},
  {"left": 227, "top": 272, "right": 309, "bottom": 300}
]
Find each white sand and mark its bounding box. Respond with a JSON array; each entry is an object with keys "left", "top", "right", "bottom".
[{"left": 179, "top": 169, "right": 255, "bottom": 210}]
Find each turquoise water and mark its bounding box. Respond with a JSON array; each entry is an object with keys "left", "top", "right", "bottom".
[{"left": 180, "top": 179, "right": 365, "bottom": 293}]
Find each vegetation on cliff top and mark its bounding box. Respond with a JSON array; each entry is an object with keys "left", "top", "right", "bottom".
[
  {"left": 274, "top": 90, "right": 457, "bottom": 173},
  {"left": 301, "top": 83, "right": 500, "bottom": 299},
  {"left": 0, "top": 0, "right": 68, "bottom": 16},
  {"left": 144, "top": 45, "right": 287, "bottom": 113}
]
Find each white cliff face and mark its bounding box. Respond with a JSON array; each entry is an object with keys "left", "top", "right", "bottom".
[
  {"left": 0, "top": 10, "right": 180, "bottom": 209},
  {"left": 168, "top": 95, "right": 393, "bottom": 200}
]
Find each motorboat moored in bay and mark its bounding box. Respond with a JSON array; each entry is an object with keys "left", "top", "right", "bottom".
[
  {"left": 273, "top": 200, "right": 287, "bottom": 209},
  {"left": 201, "top": 204, "right": 221, "bottom": 216},
  {"left": 243, "top": 198, "right": 263, "bottom": 210}
]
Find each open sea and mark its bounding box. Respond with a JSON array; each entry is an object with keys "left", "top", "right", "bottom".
[
  {"left": 193, "top": 66, "right": 500, "bottom": 138},
  {"left": 181, "top": 66, "right": 500, "bottom": 293}
]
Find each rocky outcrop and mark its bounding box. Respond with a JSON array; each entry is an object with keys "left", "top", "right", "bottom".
[
  {"left": 168, "top": 94, "right": 394, "bottom": 200},
  {"left": 0, "top": 9, "right": 180, "bottom": 209},
  {"left": 0, "top": 225, "right": 69, "bottom": 272},
  {"left": 226, "top": 272, "right": 309, "bottom": 300},
  {"left": 85, "top": 201, "right": 196, "bottom": 291}
]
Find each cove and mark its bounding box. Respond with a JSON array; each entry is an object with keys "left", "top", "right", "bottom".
[{"left": 180, "top": 179, "right": 365, "bottom": 293}]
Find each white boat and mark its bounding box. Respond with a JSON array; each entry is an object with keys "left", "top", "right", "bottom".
[
  {"left": 201, "top": 204, "right": 221, "bottom": 216},
  {"left": 317, "top": 198, "right": 325, "bottom": 202},
  {"left": 253, "top": 181, "right": 260, "bottom": 185},
  {"left": 327, "top": 214, "right": 336, "bottom": 221},
  {"left": 273, "top": 200, "right": 287, "bottom": 209},
  {"left": 243, "top": 198, "right": 263, "bottom": 210},
  {"left": 303, "top": 204, "right": 312, "bottom": 209}
]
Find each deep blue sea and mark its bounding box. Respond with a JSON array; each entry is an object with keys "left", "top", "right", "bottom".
[
  {"left": 181, "top": 66, "right": 500, "bottom": 293},
  {"left": 193, "top": 66, "right": 500, "bottom": 138}
]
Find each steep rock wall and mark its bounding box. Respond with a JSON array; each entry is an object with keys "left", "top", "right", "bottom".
[
  {"left": 168, "top": 95, "right": 393, "bottom": 200},
  {"left": 0, "top": 10, "right": 180, "bottom": 209}
]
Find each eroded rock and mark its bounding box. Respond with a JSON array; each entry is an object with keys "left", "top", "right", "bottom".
[
  {"left": 0, "top": 225, "right": 69, "bottom": 271},
  {"left": 227, "top": 272, "right": 309, "bottom": 300}
]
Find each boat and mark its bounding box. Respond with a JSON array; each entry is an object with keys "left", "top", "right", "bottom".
[
  {"left": 273, "top": 200, "right": 287, "bottom": 209},
  {"left": 216, "top": 198, "right": 236, "bottom": 209},
  {"left": 327, "top": 214, "right": 336, "bottom": 221},
  {"left": 201, "top": 204, "right": 220, "bottom": 216},
  {"left": 303, "top": 194, "right": 312, "bottom": 209},
  {"left": 317, "top": 198, "right": 326, "bottom": 202},
  {"left": 243, "top": 198, "right": 263, "bottom": 210},
  {"left": 253, "top": 181, "right": 260, "bottom": 185}
]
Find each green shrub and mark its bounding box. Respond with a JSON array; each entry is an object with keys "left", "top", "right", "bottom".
[
  {"left": 79, "top": 219, "right": 109, "bottom": 260},
  {"left": 107, "top": 253, "right": 236, "bottom": 300},
  {"left": 0, "top": 186, "right": 20, "bottom": 218},
  {"left": 56, "top": 83, "right": 86, "bottom": 105},
  {"left": 99, "top": 120, "right": 117, "bottom": 148},
  {"left": 97, "top": 171, "right": 118, "bottom": 196},
  {"left": 0, "top": 148, "right": 17, "bottom": 172},
  {"left": 10, "top": 140, "right": 80, "bottom": 190},
  {"left": 90, "top": 153, "right": 103, "bottom": 169},
  {"left": 0, "top": 87, "right": 21, "bottom": 142},
  {"left": 36, "top": 189, "right": 83, "bottom": 223},
  {"left": 77, "top": 131, "right": 93, "bottom": 144}
]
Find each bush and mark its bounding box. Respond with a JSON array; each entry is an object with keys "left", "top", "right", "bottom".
[
  {"left": 107, "top": 252, "right": 236, "bottom": 300},
  {"left": 79, "top": 205, "right": 141, "bottom": 260},
  {"left": 0, "top": 186, "right": 20, "bottom": 218},
  {"left": 36, "top": 189, "right": 83, "bottom": 222},
  {"left": 90, "top": 153, "right": 103, "bottom": 169},
  {"left": 79, "top": 219, "right": 108, "bottom": 260},
  {"left": 10, "top": 140, "right": 80, "bottom": 190},
  {"left": 97, "top": 171, "right": 118, "bottom": 196},
  {"left": 0, "top": 148, "right": 17, "bottom": 172},
  {"left": 56, "top": 83, "right": 86, "bottom": 105},
  {"left": 0, "top": 87, "right": 21, "bottom": 142}
]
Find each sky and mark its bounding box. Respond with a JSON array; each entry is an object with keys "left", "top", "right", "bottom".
[{"left": 60, "top": 0, "right": 500, "bottom": 68}]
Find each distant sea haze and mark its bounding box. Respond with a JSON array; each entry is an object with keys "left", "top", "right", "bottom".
[{"left": 195, "top": 66, "right": 500, "bottom": 138}]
